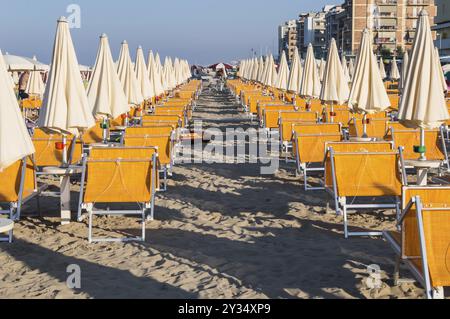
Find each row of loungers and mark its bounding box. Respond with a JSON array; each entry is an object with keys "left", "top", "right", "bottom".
[
  {"left": 228, "top": 79, "right": 450, "bottom": 299},
  {"left": 0, "top": 80, "right": 202, "bottom": 243}
]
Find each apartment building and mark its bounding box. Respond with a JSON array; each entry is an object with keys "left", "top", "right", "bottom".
[
  {"left": 278, "top": 20, "right": 298, "bottom": 62},
  {"left": 433, "top": 0, "right": 450, "bottom": 55}
]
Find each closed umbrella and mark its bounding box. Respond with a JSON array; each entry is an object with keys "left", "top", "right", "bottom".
[
  {"left": 398, "top": 10, "right": 449, "bottom": 161},
  {"left": 0, "top": 50, "right": 35, "bottom": 171},
  {"left": 148, "top": 50, "right": 165, "bottom": 98},
  {"left": 320, "top": 38, "right": 350, "bottom": 122},
  {"left": 88, "top": 34, "right": 129, "bottom": 121},
  {"left": 300, "top": 44, "right": 321, "bottom": 103},
  {"left": 341, "top": 56, "right": 351, "bottom": 83},
  {"left": 275, "top": 51, "right": 289, "bottom": 91},
  {"left": 135, "top": 46, "right": 154, "bottom": 100},
  {"left": 251, "top": 57, "right": 259, "bottom": 82},
  {"left": 0, "top": 50, "right": 15, "bottom": 88},
  {"left": 435, "top": 47, "right": 447, "bottom": 93},
  {"left": 348, "top": 58, "right": 355, "bottom": 81},
  {"left": 348, "top": 28, "right": 391, "bottom": 138},
  {"left": 287, "top": 47, "right": 303, "bottom": 94},
  {"left": 26, "top": 65, "right": 45, "bottom": 97},
  {"left": 257, "top": 56, "right": 265, "bottom": 83},
  {"left": 117, "top": 41, "right": 144, "bottom": 108},
  {"left": 400, "top": 51, "right": 409, "bottom": 92},
  {"left": 319, "top": 58, "right": 326, "bottom": 82},
  {"left": 379, "top": 57, "right": 387, "bottom": 80},
  {"left": 390, "top": 56, "right": 400, "bottom": 81},
  {"left": 38, "top": 17, "right": 95, "bottom": 164}
]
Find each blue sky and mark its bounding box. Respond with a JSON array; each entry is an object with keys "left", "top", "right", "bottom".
[{"left": 0, "top": 0, "right": 336, "bottom": 66}]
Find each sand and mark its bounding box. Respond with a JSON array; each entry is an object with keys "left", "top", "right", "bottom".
[{"left": 0, "top": 81, "right": 445, "bottom": 299}]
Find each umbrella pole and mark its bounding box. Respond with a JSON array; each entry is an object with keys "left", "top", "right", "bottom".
[
  {"left": 62, "top": 134, "right": 68, "bottom": 167},
  {"left": 419, "top": 127, "right": 426, "bottom": 161},
  {"left": 362, "top": 114, "right": 368, "bottom": 138},
  {"left": 330, "top": 102, "right": 334, "bottom": 123},
  {"left": 101, "top": 118, "right": 109, "bottom": 144}
]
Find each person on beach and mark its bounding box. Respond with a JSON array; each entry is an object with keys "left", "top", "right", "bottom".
[{"left": 18, "top": 71, "right": 30, "bottom": 99}]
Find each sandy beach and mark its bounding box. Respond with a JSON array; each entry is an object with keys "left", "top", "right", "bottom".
[{"left": 0, "top": 82, "right": 443, "bottom": 299}]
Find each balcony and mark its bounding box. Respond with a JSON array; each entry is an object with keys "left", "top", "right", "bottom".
[
  {"left": 407, "top": 0, "right": 429, "bottom": 5},
  {"left": 375, "top": 25, "right": 397, "bottom": 31},
  {"left": 376, "top": 12, "right": 397, "bottom": 19},
  {"left": 375, "top": 37, "right": 396, "bottom": 44},
  {"left": 376, "top": 0, "right": 397, "bottom": 5}
]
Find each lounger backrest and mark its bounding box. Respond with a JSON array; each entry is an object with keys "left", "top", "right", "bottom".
[
  {"left": 124, "top": 135, "right": 172, "bottom": 166},
  {"left": 126, "top": 126, "right": 174, "bottom": 137},
  {"left": 264, "top": 108, "right": 300, "bottom": 129},
  {"left": 84, "top": 147, "right": 157, "bottom": 204},
  {"left": 33, "top": 129, "right": 83, "bottom": 166},
  {"left": 280, "top": 111, "right": 318, "bottom": 122},
  {"left": 82, "top": 124, "right": 104, "bottom": 145},
  {"left": 293, "top": 123, "right": 342, "bottom": 135},
  {"left": 293, "top": 124, "right": 343, "bottom": 164},
  {"left": 324, "top": 141, "right": 394, "bottom": 188},
  {"left": 328, "top": 151, "right": 402, "bottom": 197},
  {"left": 402, "top": 186, "right": 450, "bottom": 287},
  {"left": 0, "top": 157, "right": 36, "bottom": 202},
  {"left": 280, "top": 120, "right": 317, "bottom": 143},
  {"left": 348, "top": 118, "right": 390, "bottom": 138},
  {"left": 391, "top": 129, "right": 445, "bottom": 161}
]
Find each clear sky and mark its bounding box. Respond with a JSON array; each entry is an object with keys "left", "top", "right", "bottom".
[{"left": 0, "top": 0, "right": 336, "bottom": 66}]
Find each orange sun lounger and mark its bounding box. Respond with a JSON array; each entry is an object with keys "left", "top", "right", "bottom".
[{"left": 384, "top": 186, "right": 450, "bottom": 299}]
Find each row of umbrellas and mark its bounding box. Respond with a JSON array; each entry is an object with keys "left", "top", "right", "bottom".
[
  {"left": 239, "top": 45, "right": 441, "bottom": 94},
  {"left": 0, "top": 16, "right": 192, "bottom": 171},
  {"left": 239, "top": 10, "right": 448, "bottom": 152}
]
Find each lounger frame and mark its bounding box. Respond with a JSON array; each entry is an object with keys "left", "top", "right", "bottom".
[
  {"left": 327, "top": 148, "right": 406, "bottom": 238},
  {"left": 77, "top": 150, "right": 158, "bottom": 243}
]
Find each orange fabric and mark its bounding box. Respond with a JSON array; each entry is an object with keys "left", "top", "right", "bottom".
[
  {"left": 124, "top": 135, "right": 172, "bottom": 165},
  {"left": 33, "top": 129, "right": 83, "bottom": 166},
  {"left": 331, "top": 152, "right": 402, "bottom": 197},
  {"left": 84, "top": 147, "right": 157, "bottom": 203},
  {"left": 392, "top": 129, "right": 445, "bottom": 161},
  {"left": 295, "top": 134, "right": 342, "bottom": 164},
  {"left": 0, "top": 158, "right": 36, "bottom": 203},
  {"left": 348, "top": 118, "right": 390, "bottom": 139}
]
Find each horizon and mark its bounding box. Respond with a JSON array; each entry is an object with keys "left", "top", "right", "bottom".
[{"left": 0, "top": 0, "right": 336, "bottom": 66}]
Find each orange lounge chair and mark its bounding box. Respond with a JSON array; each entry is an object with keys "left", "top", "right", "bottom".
[
  {"left": 78, "top": 147, "right": 158, "bottom": 243},
  {"left": 293, "top": 123, "right": 343, "bottom": 191},
  {"left": 325, "top": 145, "right": 404, "bottom": 238},
  {"left": 384, "top": 186, "right": 450, "bottom": 299}
]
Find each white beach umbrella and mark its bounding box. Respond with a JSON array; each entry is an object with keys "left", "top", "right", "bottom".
[
  {"left": 38, "top": 17, "right": 95, "bottom": 137},
  {"left": 435, "top": 47, "right": 447, "bottom": 93},
  {"left": 12, "top": 72, "right": 19, "bottom": 85},
  {"left": 263, "top": 56, "right": 274, "bottom": 87},
  {"left": 348, "top": 58, "right": 355, "bottom": 80},
  {"left": 390, "top": 56, "right": 400, "bottom": 81},
  {"left": 0, "top": 50, "right": 35, "bottom": 171},
  {"left": 26, "top": 66, "right": 45, "bottom": 97},
  {"left": 287, "top": 47, "right": 303, "bottom": 94},
  {"left": 275, "top": 51, "right": 289, "bottom": 90},
  {"left": 87, "top": 34, "right": 129, "bottom": 119},
  {"left": 300, "top": 44, "right": 321, "bottom": 99},
  {"left": 320, "top": 38, "right": 350, "bottom": 106},
  {"left": 400, "top": 51, "right": 409, "bottom": 92},
  {"left": 256, "top": 56, "right": 265, "bottom": 83},
  {"left": 251, "top": 58, "right": 259, "bottom": 81},
  {"left": 319, "top": 58, "right": 326, "bottom": 82},
  {"left": 148, "top": 51, "right": 165, "bottom": 97},
  {"left": 341, "top": 56, "right": 351, "bottom": 83},
  {"left": 398, "top": 10, "right": 449, "bottom": 160},
  {"left": 135, "top": 46, "right": 154, "bottom": 100},
  {"left": 0, "top": 50, "right": 15, "bottom": 88},
  {"left": 379, "top": 57, "right": 387, "bottom": 80},
  {"left": 349, "top": 29, "right": 390, "bottom": 115},
  {"left": 117, "top": 41, "right": 144, "bottom": 107}
]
